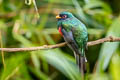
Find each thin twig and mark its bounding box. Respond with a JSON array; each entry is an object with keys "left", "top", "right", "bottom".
[
  {"left": 32, "top": 0, "right": 40, "bottom": 18},
  {"left": 0, "top": 36, "right": 120, "bottom": 52}
]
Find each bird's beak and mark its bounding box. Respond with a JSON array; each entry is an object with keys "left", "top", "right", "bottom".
[{"left": 56, "top": 15, "right": 61, "bottom": 19}]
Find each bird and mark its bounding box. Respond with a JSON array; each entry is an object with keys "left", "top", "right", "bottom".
[{"left": 56, "top": 12, "right": 88, "bottom": 77}]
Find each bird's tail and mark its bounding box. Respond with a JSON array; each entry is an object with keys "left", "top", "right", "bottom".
[{"left": 75, "top": 53, "right": 87, "bottom": 77}]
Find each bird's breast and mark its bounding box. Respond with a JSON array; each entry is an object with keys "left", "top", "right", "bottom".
[{"left": 58, "top": 27, "right": 63, "bottom": 36}]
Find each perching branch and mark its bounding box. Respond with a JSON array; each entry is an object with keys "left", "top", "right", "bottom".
[{"left": 0, "top": 36, "right": 120, "bottom": 52}]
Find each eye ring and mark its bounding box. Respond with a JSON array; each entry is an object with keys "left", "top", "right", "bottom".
[{"left": 62, "top": 15, "right": 67, "bottom": 18}]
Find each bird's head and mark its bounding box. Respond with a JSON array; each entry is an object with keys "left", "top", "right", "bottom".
[{"left": 56, "top": 12, "right": 74, "bottom": 20}]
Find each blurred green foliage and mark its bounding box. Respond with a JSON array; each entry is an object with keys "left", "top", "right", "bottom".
[{"left": 0, "top": 0, "right": 120, "bottom": 80}]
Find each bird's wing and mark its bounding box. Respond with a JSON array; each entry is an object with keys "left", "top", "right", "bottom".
[
  {"left": 71, "top": 25, "right": 88, "bottom": 55},
  {"left": 61, "top": 27, "right": 80, "bottom": 54}
]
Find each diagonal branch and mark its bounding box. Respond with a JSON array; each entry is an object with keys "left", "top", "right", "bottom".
[{"left": 0, "top": 36, "right": 120, "bottom": 52}]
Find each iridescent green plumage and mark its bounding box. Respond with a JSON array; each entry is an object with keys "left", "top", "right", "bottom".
[
  {"left": 57, "top": 12, "right": 88, "bottom": 56},
  {"left": 57, "top": 12, "right": 88, "bottom": 76}
]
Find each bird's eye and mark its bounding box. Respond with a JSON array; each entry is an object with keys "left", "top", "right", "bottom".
[{"left": 62, "top": 15, "right": 67, "bottom": 18}]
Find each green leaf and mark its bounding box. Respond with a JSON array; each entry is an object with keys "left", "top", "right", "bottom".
[
  {"left": 90, "top": 73, "right": 109, "bottom": 80},
  {"left": 96, "top": 17, "right": 120, "bottom": 72},
  {"left": 38, "top": 49, "right": 81, "bottom": 80},
  {"left": 19, "top": 62, "right": 32, "bottom": 80},
  {"left": 0, "top": 53, "right": 28, "bottom": 80},
  {"left": 72, "top": 0, "right": 103, "bottom": 28},
  {"left": 110, "top": 54, "right": 120, "bottom": 80},
  {"left": 29, "top": 66, "right": 51, "bottom": 80}
]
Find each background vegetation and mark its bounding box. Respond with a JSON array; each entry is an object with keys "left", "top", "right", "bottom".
[{"left": 0, "top": 0, "right": 120, "bottom": 80}]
